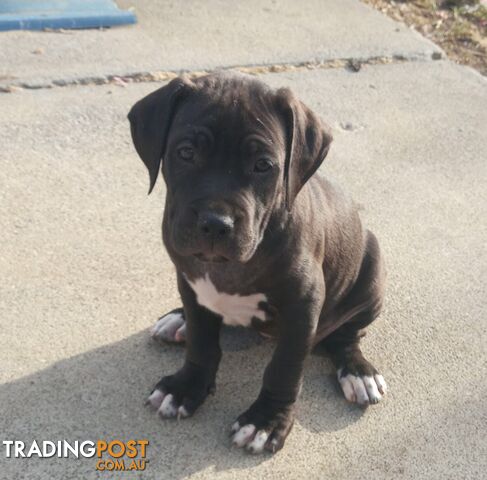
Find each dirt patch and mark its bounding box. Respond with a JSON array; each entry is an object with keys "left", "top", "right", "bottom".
[{"left": 362, "top": 0, "right": 487, "bottom": 75}]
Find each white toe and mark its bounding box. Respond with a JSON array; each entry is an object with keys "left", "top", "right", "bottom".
[
  {"left": 247, "top": 430, "right": 269, "bottom": 453},
  {"left": 232, "top": 424, "right": 256, "bottom": 447},
  {"left": 177, "top": 405, "right": 190, "bottom": 419},
  {"left": 338, "top": 369, "right": 356, "bottom": 403},
  {"left": 175, "top": 322, "right": 187, "bottom": 341},
  {"left": 363, "top": 376, "right": 382, "bottom": 404},
  {"left": 374, "top": 374, "right": 387, "bottom": 394},
  {"left": 349, "top": 375, "right": 369, "bottom": 405},
  {"left": 147, "top": 389, "right": 165, "bottom": 409},
  {"left": 268, "top": 438, "right": 279, "bottom": 453},
  {"left": 158, "top": 394, "right": 178, "bottom": 418},
  {"left": 151, "top": 316, "right": 171, "bottom": 336}
]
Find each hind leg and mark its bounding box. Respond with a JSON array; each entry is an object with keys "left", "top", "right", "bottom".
[
  {"left": 322, "top": 231, "right": 387, "bottom": 405},
  {"left": 151, "top": 307, "right": 187, "bottom": 343}
]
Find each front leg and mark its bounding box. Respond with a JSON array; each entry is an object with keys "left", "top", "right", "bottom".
[
  {"left": 231, "top": 281, "right": 324, "bottom": 454},
  {"left": 147, "top": 273, "right": 222, "bottom": 419}
]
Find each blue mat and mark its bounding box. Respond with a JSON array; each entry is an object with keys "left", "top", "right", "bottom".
[{"left": 0, "top": 0, "right": 136, "bottom": 31}]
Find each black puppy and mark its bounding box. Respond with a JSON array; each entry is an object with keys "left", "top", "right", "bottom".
[{"left": 128, "top": 72, "right": 386, "bottom": 454}]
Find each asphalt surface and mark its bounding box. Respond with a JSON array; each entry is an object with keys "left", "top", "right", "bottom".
[{"left": 0, "top": 1, "right": 485, "bottom": 479}]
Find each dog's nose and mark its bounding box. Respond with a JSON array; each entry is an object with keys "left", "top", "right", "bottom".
[{"left": 197, "top": 211, "right": 234, "bottom": 238}]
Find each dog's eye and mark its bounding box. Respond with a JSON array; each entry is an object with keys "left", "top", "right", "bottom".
[
  {"left": 253, "top": 158, "right": 273, "bottom": 173},
  {"left": 177, "top": 147, "right": 195, "bottom": 162}
]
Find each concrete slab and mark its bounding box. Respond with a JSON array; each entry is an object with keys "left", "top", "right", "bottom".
[
  {"left": 0, "top": 60, "right": 485, "bottom": 479},
  {"left": 0, "top": 0, "right": 442, "bottom": 88}
]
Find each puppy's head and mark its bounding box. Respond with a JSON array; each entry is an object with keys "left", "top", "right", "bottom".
[{"left": 128, "top": 73, "right": 332, "bottom": 264}]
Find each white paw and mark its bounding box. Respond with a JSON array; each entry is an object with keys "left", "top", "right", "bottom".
[
  {"left": 246, "top": 430, "right": 270, "bottom": 454},
  {"left": 159, "top": 394, "right": 178, "bottom": 417},
  {"left": 230, "top": 422, "right": 278, "bottom": 454},
  {"left": 150, "top": 310, "right": 186, "bottom": 343},
  {"left": 231, "top": 422, "right": 256, "bottom": 448},
  {"left": 338, "top": 369, "right": 387, "bottom": 405},
  {"left": 146, "top": 389, "right": 190, "bottom": 419}
]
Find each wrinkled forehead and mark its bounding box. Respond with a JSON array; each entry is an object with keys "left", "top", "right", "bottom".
[{"left": 170, "top": 88, "right": 285, "bottom": 147}]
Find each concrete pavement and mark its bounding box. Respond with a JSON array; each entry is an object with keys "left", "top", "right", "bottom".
[
  {"left": 0, "top": 1, "right": 485, "bottom": 479},
  {"left": 0, "top": 0, "right": 442, "bottom": 89}
]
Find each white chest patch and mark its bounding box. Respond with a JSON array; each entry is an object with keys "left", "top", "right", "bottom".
[{"left": 186, "top": 274, "right": 267, "bottom": 327}]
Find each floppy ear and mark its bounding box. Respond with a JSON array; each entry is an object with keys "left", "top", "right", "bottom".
[
  {"left": 128, "top": 77, "right": 191, "bottom": 193},
  {"left": 276, "top": 88, "right": 333, "bottom": 210}
]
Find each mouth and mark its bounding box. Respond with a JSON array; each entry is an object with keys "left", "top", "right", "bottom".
[{"left": 193, "top": 253, "right": 230, "bottom": 264}]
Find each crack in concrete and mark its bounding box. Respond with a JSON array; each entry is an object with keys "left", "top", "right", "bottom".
[{"left": 0, "top": 53, "right": 442, "bottom": 93}]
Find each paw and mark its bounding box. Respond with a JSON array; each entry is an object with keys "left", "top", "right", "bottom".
[
  {"left": 230, "top": 398, "right": 294, "bottom": 454},
  {"left": 337, "top": 367, "right": 387, "bottom": 405},
  {"left": 146, "top": 389, "right": 190, "bottom": 419},
  {"left": 150, "top": 308, "right": 186, "bottom": 343},
  {"left": 146, "top": 365, "right": 215, "bottom": 419}
]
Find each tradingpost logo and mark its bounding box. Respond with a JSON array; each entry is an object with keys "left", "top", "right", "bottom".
[{"left": 3, "top": 439, "right": 149, "bottom": 472}]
